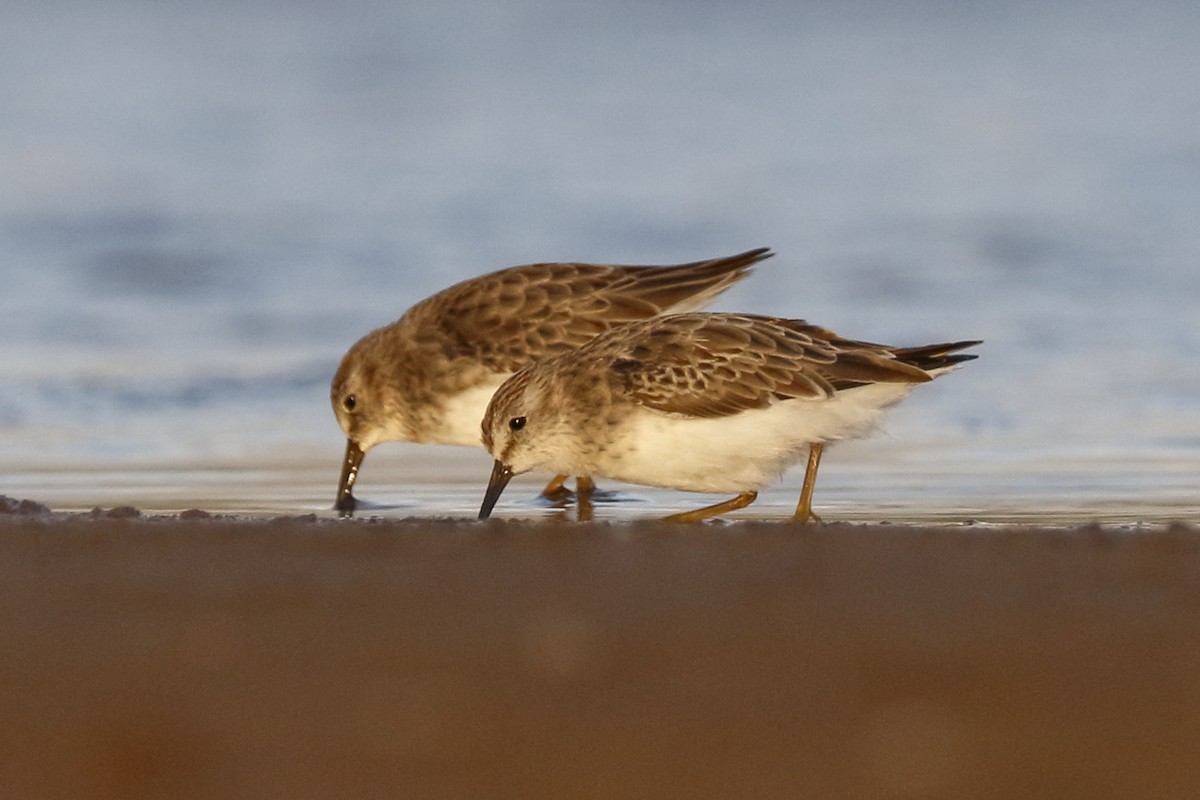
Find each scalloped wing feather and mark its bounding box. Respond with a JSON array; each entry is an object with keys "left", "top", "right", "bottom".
[
  {"left": 593, "top": 314, "right": 975, "bottom": 419},
  {"left": 403, "top": 250, "right": 769, "bottom": 373}
]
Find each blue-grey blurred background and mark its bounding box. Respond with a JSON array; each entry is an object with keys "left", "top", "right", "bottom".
[{"left": 2, "top": 0, "right": 1197, "bottom": 520}]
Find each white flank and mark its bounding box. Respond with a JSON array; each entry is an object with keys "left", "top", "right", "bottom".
[{"left": 594, "top": 382, "right": 919, "bottom": 493}]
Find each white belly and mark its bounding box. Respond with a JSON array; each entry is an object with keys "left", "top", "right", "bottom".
[{"left": 592, "top": 382, "right": 917, "bottom": 493}]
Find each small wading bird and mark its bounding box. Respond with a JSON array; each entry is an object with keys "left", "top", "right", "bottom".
[
  {"left": 330, "top": 249, "right": 771, "bottom": 512},
  {"left": 478, "top": 312, "right": 979, "bottom": 522}
]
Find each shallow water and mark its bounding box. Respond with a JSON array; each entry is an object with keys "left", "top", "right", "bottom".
[{"left": 2, "top": 1, "right": 1198, "bottom": 523}]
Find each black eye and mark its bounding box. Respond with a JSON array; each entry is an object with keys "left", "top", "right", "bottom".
[
  {"left": 509, "top": 416, "right": 526, "bottom": 431},
  {"left": 343, "top": 394, "right": 357, "bottom": 412}
]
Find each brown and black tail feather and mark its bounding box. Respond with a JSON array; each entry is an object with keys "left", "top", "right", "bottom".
[{"left": 892, "top": 340, "right": 982, "bottom": 372}]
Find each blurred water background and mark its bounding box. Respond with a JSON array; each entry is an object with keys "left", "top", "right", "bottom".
[{"left": 2, "top": 0, "right": 1197, "bottom": 522}]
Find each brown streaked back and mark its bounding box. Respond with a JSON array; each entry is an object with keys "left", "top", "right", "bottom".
[
  {"left": 544, "top": 313, "right": 980, "bottom": 419},
  {"left": 400, "top": 249, "right": 771, "bottom": 374}
]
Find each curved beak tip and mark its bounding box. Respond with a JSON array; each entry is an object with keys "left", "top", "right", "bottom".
[
  {"left": 478, "top": 460, "right": 515, "bottom": 520},
  {"left": 334, "top": 491, "right": 356, "bottom": 514}
]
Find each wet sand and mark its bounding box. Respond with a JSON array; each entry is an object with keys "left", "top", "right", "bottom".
[{"left": 2, "top": 499, "right": 1198, "bottom": 799}]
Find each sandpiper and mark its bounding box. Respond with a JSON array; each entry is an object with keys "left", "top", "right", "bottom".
[
  {"left": 478, "top": 312, "right": 979, "bottom": 522},
  {"left": 331, "top": 249, "right": 771, "bottom": 512}
]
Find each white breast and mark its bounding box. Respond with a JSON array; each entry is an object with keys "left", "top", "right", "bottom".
[{"left": 426, "top": 378, "right": 509, "bottom": 447}]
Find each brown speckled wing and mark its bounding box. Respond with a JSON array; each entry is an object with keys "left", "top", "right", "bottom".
[
  {"left": 593, "top": 314, "right": 954, "bottom": 419},
  {"left": 404, "top": 249, "right": 770, "bottom": 374}
]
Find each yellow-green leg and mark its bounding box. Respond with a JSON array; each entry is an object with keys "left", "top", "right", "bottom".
[
  {"left": 575, "top": 475, "right": 596, "bottom": 500},
  {"left": 539, "top": 474, "right": 572, "bottom": 502},
  {"left": 540, "top": 474, "right": 597, "bottom": 509},
  {"left": 662, "top": 491, "right": 758, "bottom": 523},
  {"left": 792, "top": 443, "right": 825, "bottom": 524},
  {"left": 575, "top": 476, "right": 596, "bottom": 522}
]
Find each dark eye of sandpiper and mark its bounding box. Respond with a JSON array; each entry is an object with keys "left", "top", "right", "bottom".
[
  {"left": 343, "top": 395, "right": 357, "bottom": 412},
  {"left": 509, "top": 416, "right": 526, "bottom": 431}
]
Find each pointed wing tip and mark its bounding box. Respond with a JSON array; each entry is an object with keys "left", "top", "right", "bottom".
[{"left": 742, "top": 246, "right": 774, "bottom": 263}]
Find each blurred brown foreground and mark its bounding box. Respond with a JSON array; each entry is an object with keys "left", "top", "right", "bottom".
[{"left": 2, "top": 505, "right": 1198, "bottom": 799}]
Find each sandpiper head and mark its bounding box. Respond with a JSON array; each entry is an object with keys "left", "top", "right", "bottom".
[
  {"left": 330, "top": 335, "right": 409, "bottom": 512},
  {"left": 481, "top": 369, "right": 573, "bottom": 472},
  {"left": 478, "top": 366, "right": 578, "bottom": 518}
]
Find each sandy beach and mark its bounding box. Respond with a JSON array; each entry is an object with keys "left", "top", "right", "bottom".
[{"left": 2, "top": 498, "right": 1198, "bottom": 799}]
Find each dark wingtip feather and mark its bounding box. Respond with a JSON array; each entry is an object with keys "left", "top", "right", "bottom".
[{"left": 893, "top": 340, "right": 982, "bottom": 372}]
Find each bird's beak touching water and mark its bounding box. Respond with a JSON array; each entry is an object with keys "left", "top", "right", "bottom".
[
  {"left": 335, "top": 439, "right": 365, "bottom": 514},
  {"left": 478, "top": 460, "right": 514, "bottom": 520}
]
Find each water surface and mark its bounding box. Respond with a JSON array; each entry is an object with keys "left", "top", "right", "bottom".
[{"left": 2, "top": 1, "right": 1198, "bottom": 523}]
